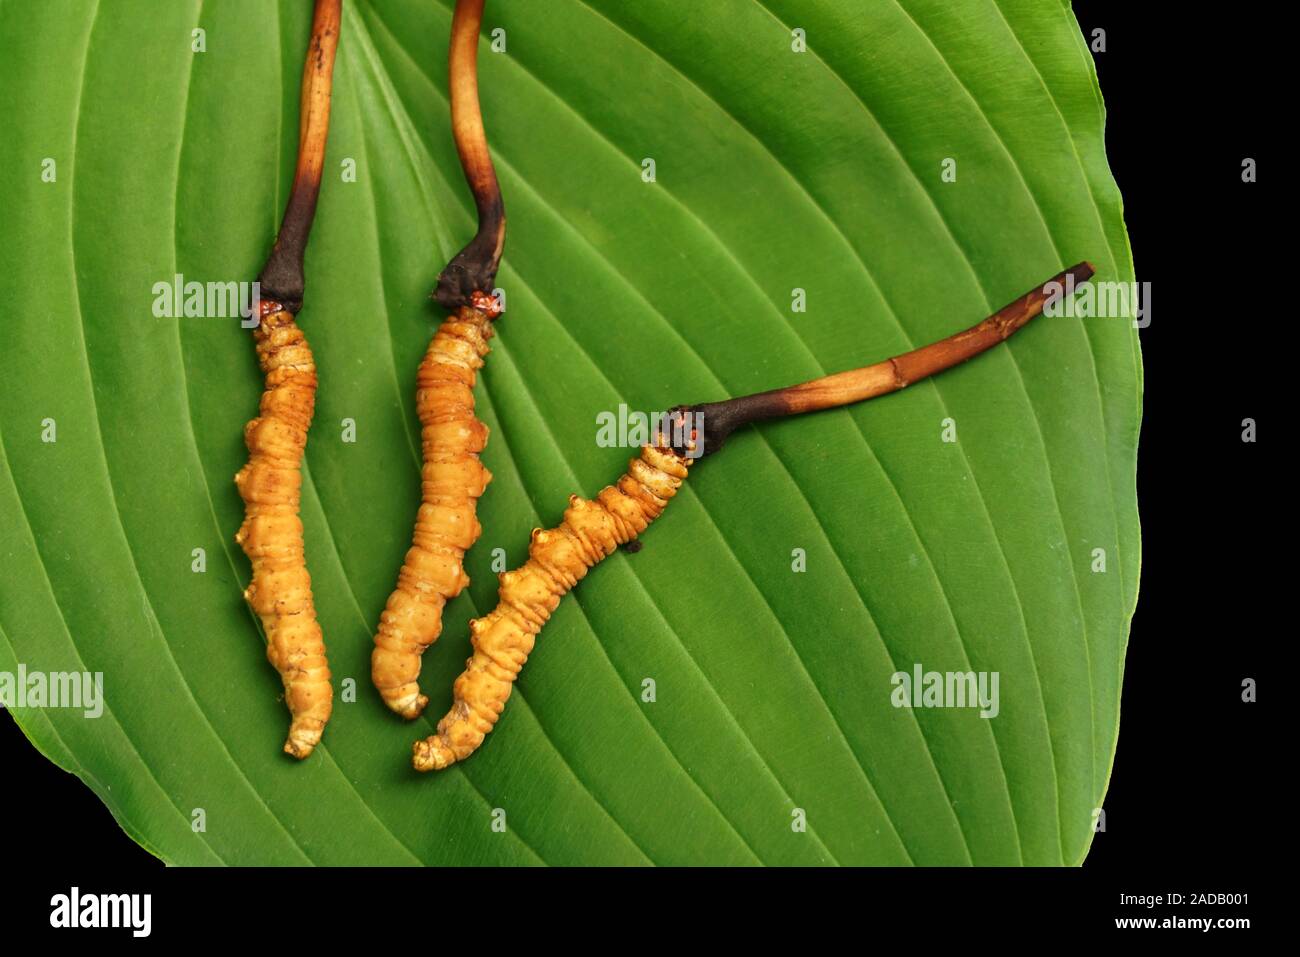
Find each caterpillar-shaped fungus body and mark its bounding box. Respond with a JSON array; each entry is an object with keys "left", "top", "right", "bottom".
[
  {"left": 371, "top": 300, "right": 497, "bottom": 719},
  {"left": 235, "top": 301, "right": 333, "bottom": 759},
  {"left": 413, "top": 440, "right": 692, "bottom": 771}
]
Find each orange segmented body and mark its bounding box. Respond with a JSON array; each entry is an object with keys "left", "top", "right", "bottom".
[
  {"left": 235, "top": 300, "right": 332, "bottom": 759},
  {"left": 372, "top": 305, "right": 496, "bottom": 718},
  {"left": 413, "top": 440, "right": 691, "bottom": 771}
]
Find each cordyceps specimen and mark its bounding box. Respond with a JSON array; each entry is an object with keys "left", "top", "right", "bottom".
[
  {"left": 234, "top": 0, "right": 341, "bottom": 759},
  {"left": 412, "top": 261, "right": 1095, "bottom": 771},
  {"left": 370, "top": 0, "right": 506, "bottom": 719}
]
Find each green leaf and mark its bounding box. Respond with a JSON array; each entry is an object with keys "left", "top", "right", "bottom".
[{"left": 0, "top": 0, "right": 1139, "bottom": 865}]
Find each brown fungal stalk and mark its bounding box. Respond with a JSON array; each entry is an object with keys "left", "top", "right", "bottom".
[
  {"left": 673, "top": 261, "right": 1096, "bottom": 457},
  {"left": 257, "top": 0, "right": 342, "bottom": 313},
  {"left": 234, "top": 0, "right": 341, "bottom": 760},
  {"left": 434, "top": 0, "right": 506, "bottom": 311},
  {"left": 413, "top": 262, "right": 1094, "bottom": 771}
]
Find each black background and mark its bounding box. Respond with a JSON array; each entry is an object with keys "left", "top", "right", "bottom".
[{"left": 2, "top": 0, "right": 1268, "bottom": 938}]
